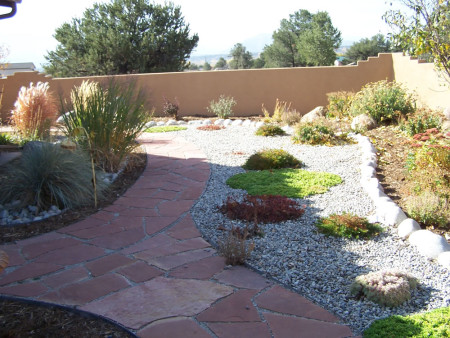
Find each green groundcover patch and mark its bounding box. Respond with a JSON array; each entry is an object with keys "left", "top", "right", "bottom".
[
  {"left": 145, "top": 126, "right": 187, "bottom": 133},
  {"left": 364, "top": 307, "right": 449, "bottom": 337},
  {"left": 226, "top": 168, "right": 342, "bottom": 198}
]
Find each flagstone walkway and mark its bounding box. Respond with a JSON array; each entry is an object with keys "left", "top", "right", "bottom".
[{"left": 0, "top": 133, "right": 356, "bottom": 337}]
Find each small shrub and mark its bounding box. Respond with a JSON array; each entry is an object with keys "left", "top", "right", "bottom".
[
  {"left": 399, "top": 111, "right": 442, "bottom": 136},
  {"left": 350, "top": 270, "right": 418, "bottom": 307},
  {"left": 207, "top": 95, "right": 236, "bottom": 118},
  {"left": 363, "top": 307, "right": 450, "bottom": 338},
  {"left": 217, "top": 229, "right": 254, "bottom": 265},
  {"left": 145, "top": 126, "right": 187, "bottom": 133},
  {"left": 197, "top": 125, "right": 224, "bottom": 131},
  {"left": 405, "top": 191, "right": 449, "bottom": 229},
  {"left": 162, "top": 96, "right": 179, "bottom": 120},
  {"left": 349, "top": 80, "right": 416, "bottom": 125},
  {"left": 0, "top": 144, "right": 106, "bottom": 211},
  {"left": 0, "top": 133, "right": 14, "bottom": 145},
  {"left": 281, "top": 110, "right": 302, "bottom": 126},
  {"left": 62, "top": 80, "right": 150, "bottom": 172},
  {"left": 243, "top": 148, "right": 302, "bottom": 170},
  {"left": 10, "top": 82, "right": 58, "bottom": 141},
  {"left": 316, "top": 213, "right": 383, "bottom": 239},
  {"left": 326, "top": 91, "right": 355, "bottom": 118},
  {"left": 226, "top": 168, "right": 342, "bottom": 198},
  {"left": 255, "top": 124, "right": 286, "bottom": 137},
  {"left": 219, "top": 194, "right": 306, "bottom": 224},
  {"left": 292, "top": 121, "right": 352, "bottom": 146}
]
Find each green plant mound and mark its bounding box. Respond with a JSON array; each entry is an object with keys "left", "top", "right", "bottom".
[
  {"left": 243, "top": 149, "right": 303, "bottom": 170},
  {"left": 363, "top": 307, "right": 450, "bottom": 338},
  {"left": 349, "top": 80, "right": 416, "bottom": 125},
  {"left": 219, "top": 194, "right": 305, "bottom": 224},
  {"left": 255, "top": 124, "right": 286, "bottom": 137},
  {"left": 350, "top": 270, "right": 418, "bottom": 308},
  {"left": 226, "top": 169, "right": 342, "bottom": 198},
  {"left": 145, "top": 126, "right": 187, "bottom": 133},
  {"left": 0, "top": 143, "right": 106, "bottom": 211},
  {"left": 292, "top": 122, "right": 352, "bottom": 146},
  {"left": 316, "top": 213, "right": 383, "bottom": 239}
]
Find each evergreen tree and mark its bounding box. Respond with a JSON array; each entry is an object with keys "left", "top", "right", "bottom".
[{"left": 44, "top": 0, "right": 199, "bottom": 77}]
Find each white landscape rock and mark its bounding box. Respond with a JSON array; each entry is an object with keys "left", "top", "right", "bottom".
[
  {"left": 202, "top": 119, "right": 212, "bottom": 125},
  {"left": 254, "top": 121, "right": 265, "bottom": 129},
  {"left": 242, "top": 119, "right": 252, "bottom": 127},
  {"left": 409, "top": 230, "right": 450, "bottom": 259},
  {"left": 177, "top": 120, "right": 187, "bottom": 125},
  {"left": 381, "top": 204, "right": 408, "bottom": 226},
  {"left": 437, "top": 251, "right": 450, "bottom": 270},
  {"left": 166, "top": 119, "right": 177, "bottom": 126},
  {"left": 156, "top": 121, "right": 165, "bottom": 126},
  {"left": 214, "top": 119, "right": 224, "bottom": 126},
  {"left": 351, "top": 114, "right": 377, "bottom": 131},
  {"left": 223, "top": 119, "right": 233, "bottom": 127},
  {"left": 232, "top": 119, "right": 243, "bottom": 126},
  {"left": 300, "top": 106, "right": 326, "bottom": 123},
  {"left": 145, "top": 121, "right": 156, "bottom": 128},
  {"left": 397, "top": 218, "right": 421, "bottom": 239},
  {"left": 443, "top": 106, "right": 450, "bottom": 120}
]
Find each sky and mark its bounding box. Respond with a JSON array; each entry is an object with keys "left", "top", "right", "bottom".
[{"left": 0, "top": 0, "right": 396, "bottom": 70}]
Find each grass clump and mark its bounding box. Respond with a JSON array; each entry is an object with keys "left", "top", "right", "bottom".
[
  {"left": 363, "top": 307, "right": 450, "bottom": 338},
  {"left": 62, "top": 80, "right": 150, "bottom": 173},
  {"left": 255, "top": 124, "right": 286, "bottom": 137},
  {"left": 207, "top": 95, "right": 236, "bottom": 119},
  {"left": 217, "top": 229, "right": 255, "bottom": 266},
  {"left": 226, "top": 168, "right": 342, "bottom": 199},
  {"left": 0, "top": 144, "right": 106, "bottom": 211},
  {"left": 350, "top": 270, "right": 418, "bottom": 308},
  {"left": 243, "top": 149, "right": 302, "bottom": 170},
  {"left": 349, "top": 80, "right": 416, "bottom": 125},
  {"left": 219, "top": 194, "right": 305, "bottom": 224},
  {"left": 145, "top": 126, "right": 187, "bottom": 133},
  {"left": 10, "top": 82, "right": 58, "bottom": 141},
  {"left": 316, "top": 213, "right": 383, "bottom": 239}
]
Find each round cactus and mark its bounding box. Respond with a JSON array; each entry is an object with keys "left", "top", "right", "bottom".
[{"left": 350, "top": 270, "right": 418, "bottom": 307}]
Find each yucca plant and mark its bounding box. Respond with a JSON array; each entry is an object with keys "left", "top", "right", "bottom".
[
  {"left": 0, "top": 144, "right": 106, "bottom": 211},
  {"left": 62, "top": 80, "right": 150, "bottom": 172},
  {"left": 10, "top": 82, "right": 58, "bottom": 141}
]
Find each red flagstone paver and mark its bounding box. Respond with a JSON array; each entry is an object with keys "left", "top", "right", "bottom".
[
  {"left": 117, "top": 261, "right": 163, "bottom": 283},
  {"left": 0, "top": 281, "right": 48, "bottom": 297},
  {"left": 41, "top": 266, "right": 89, "bottom": 289},
  {"left": 264, "top": 313, "right": 353, "bottom": 338},
  {"left": 206, "top": 322, "right": 272, "bottom": 338},
  {"left": 214, "top": 266, "right": 273, "bottom": 290},
  {"left": 138, "top": 318, "right": 211, "bottom": 338},
  {"left": 0, "top": 262, "right": 62, "bottom": 286},
  {"left": 80, "top": 277, "right": 233, "bottom": 329},
  {"left": 0, "top": 134, "right": 356, "bottom": 337},
  {"left": 197, "top": 289, "right": 260, "bottom": 322},
  {"left": 85, "top": 254, "right": 135, "bottom": 276},
  {"left": 41, "top": 274, "right": 130, "bottom": 306},
  {"left": 256, "top": 285, "right": 340, "bottom": 323},
  {"left": 169, "top": 256, "right": 226, "bottom": 280}
]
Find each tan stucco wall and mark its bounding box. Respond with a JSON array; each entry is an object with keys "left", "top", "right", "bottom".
[
  {"left": 1, "top": 53, "right": 394, "bottom": 122},
  {"left": 392, "top": 52, "right": 450, "bottom": 111}
]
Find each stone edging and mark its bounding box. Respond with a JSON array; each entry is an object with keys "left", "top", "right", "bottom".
[{"left": 355, "top": 134, "right": 450, "bottom": 270}]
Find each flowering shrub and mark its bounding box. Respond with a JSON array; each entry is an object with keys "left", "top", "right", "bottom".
[
  {"left": 350, "top": 270, "right": 418, "bottom": 307},
  {"left": 326, "top": 91, "right": 355, "bottom": 118},
  {"left": 10, "top": 82, "right": 58, "bottom": 140},
  {"left": 399, "top": 111, "right": 442, "bottom": 136},
  {"left": 349, "top": 80, "right": 416, "bottom": 124}
]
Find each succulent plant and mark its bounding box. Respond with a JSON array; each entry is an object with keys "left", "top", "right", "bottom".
[{"left": 350, "top": 270, "right": 418, "bottom": 307}]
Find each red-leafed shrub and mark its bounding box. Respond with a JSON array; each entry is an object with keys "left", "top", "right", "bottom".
[{"left": 219, "top": 194, "right": 306, "bottom": 224}]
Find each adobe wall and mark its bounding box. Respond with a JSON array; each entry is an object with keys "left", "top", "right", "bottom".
[
  {"left": 1, "top": 53, "right": 394, "bottom": 122},
  {"left": 392, "top": 52, "right": 450, "bottom": 110}
]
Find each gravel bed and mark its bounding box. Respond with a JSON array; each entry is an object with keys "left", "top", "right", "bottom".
[{"left": 174, "top": 126, "right": 449, "bottom": 335}]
